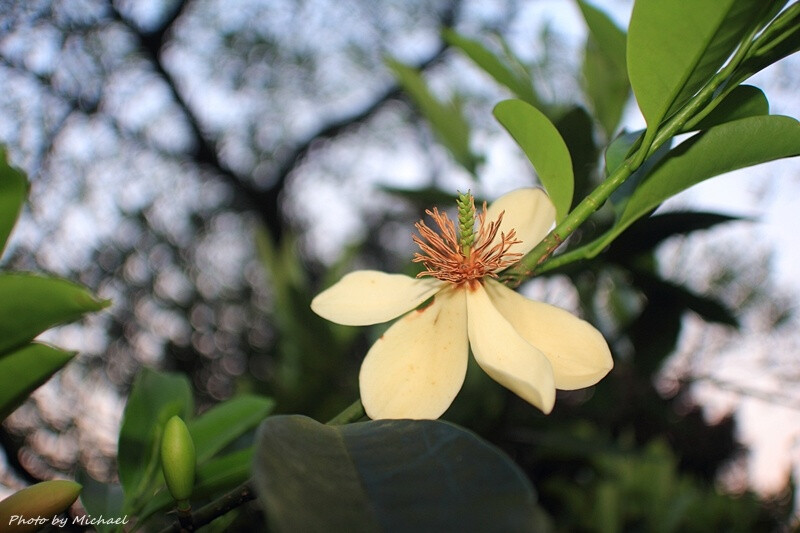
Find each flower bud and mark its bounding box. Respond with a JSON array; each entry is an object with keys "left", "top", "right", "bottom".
[
  {"left": 161, "top": 415, "right": 196, "bottom": 504},
  {"left": 0, "top": 480, "right": 81, "bottom": 532}
]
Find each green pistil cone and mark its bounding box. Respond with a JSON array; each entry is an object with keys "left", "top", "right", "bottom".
[{"left": 456, "top": 191, "right": 476, "bottom": 255}]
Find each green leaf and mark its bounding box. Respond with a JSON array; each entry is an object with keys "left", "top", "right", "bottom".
[
  {"left": 578, "top": 0, "right": 629, "bottom": 138},
  {"left": 0, "top": 148, "right": 27, "bottom": 258},
  {"left": 493, "top": 99, "right": 574, "bottom": 221},
  {"left": 188, "top": 394, "right": 274, "bottom": 463},
  {"left": 554, "top": 107, "right": 598, "bottom": 209},
  {"left": 729, "top": 4, "right": 800, "bottom": 88},
  {"left": 632, "top": 270, "right": 738, "bottom": 327},
  {"left": 76, "top": 471, "right": 125, "bottom": 533},
  {"left": 443, "top": 29, "right": 540, "bottom": 106},
  {"left": 627, "top": 0, "right": 769, "bottom": 131},
  {"left": 117, "top": 368, "right": 193, "bottom": 511},
  {"left": 626, "top": 297, "right": 683, "bottom": 376},
  {"left": 604, "top": 130, "right": 641, "bottom": 177},
  {"left": 254, "top": 415, "right": 540, "bottom": 533},
  {"left": 590, "top": 115, "right": 800, "bottom": 255},
  {"left": 387, "top": 58, "right": 479, "bottom": 174},
  {"left": 682, "top": 85, "right": 769, "bottom": 132},
  {"left": 0, "top": 343, "right": 75, "bottom": 422},
  {"left": 0, "top": 273, "right": 110, "bottom": 356},
  {"left": 380, "top": 185, "right": 468, "bottom": 210},
  {"left": 137, "top": 448, "right": 254, "bottom": 527},
  {"left": 607, "top": 211, "right": 742, "bottom": 258},
  {"left": 606, "top": 130, "right": 673, "bottom": 217},
  {"left": 578, "top": 0, "right": 627, "bottom": 70}
]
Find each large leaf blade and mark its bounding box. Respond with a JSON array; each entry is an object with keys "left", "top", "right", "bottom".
[
  {"left": 0, "top": 343, "right": 75, "bottom": 422},
  {"left": 254, "top": 415, "right": 541, "bottom": 533},
  {"left": 627, "top": 0, "right": 764, "bottom": 130},
  {"left": 590, "top": 115, "right": 800, "bottom": 255},
  {"left": 494, "top": 99, "right": 574, "bottom": 221},
  {"left": 0, "top": 273, "right": 110, "bottom": 356}
]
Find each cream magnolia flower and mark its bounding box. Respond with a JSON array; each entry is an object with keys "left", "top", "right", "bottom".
[{"left": 311, "top": 188, "right": 613, "bottom": 420}]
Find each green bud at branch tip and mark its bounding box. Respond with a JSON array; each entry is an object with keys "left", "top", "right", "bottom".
[{"left": 161, "top": 415, "right": 197, "bottom": 503}]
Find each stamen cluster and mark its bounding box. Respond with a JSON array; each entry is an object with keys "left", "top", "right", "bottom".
[{"left": 412, "top": 195, "right": 522, "bottom": 287}]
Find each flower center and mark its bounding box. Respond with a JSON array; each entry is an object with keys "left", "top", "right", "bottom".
[{"left": 412, "top": 192, "right": 522, "bottom": 287}]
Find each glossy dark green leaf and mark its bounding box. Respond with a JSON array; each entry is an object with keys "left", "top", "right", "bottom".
[
  {"left": 387, "top": 58, "right": 478, "bottom": 174},
  {"left": 254, "top": 415, "right": 540, "bottom": 533},
  {"left": 0, "top": 343, "right": 75, "bottom": 422},
  {"left": 0, "top": 148, "right": 27, "bottom": 258},
  {"left": 578, "top": 0, "right": 629, "bottom": 138},
  {"left": 444, "top": 29, "right": 540, "bottom": 106},
  {"left": 628, "top": 0, "right": 767, "bottom": 131},
  {"left": 0, "top": 273, "right": 110, "bottom": 356},
  {"left": 188, "top": 394, "right": 274, "bottom": 463},
  {"left": 117, "top": 368, "right": 193, "bottom": 511},
  {"left": 682, "top": 85, "right": 769, "bottom": 132},
  {"left": 494, "top": 99, "right": 574, "bottom": 221},
  {"left": 607, "top": 211, "right": 742, "bottom": 258},
  {"left": 591, "top": 115, "right": 800, "bottom": 255}
]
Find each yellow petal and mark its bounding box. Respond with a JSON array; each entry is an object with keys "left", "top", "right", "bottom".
[
  {"left": 484, "top": 279, "right": 613, "bottom": 390},
  {"left": 466, "top": 283, "right": 556, "bottom": 414},
  {"left": 359, "top": 287, "right": 468, "bottom": 420},
  {"left": 311, "top": 270, "right": 445, "bottom": 326},
  {"left": 484, "top": 188, "right": 556, "bottom": 256}
]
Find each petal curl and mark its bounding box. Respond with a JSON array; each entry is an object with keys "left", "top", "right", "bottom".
[
  {"left": 311, "top": 270, "right": 445, "bottom": 326},
  {"left": 359, "top": 287, "right": 468, "bottom": 420},
  {"left": 485, "top": 279, "right": 613, "bottom": 390},
  {"left": 466, "top": 283, "right": 555, "bottom": 414},
  {"left": 484, "top": 188, "right": 556, "bottom": 256}
]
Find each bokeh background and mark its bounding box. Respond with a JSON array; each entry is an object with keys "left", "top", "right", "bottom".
[{"left": 1, "top": 0, "right": 799, "bottom": 528}]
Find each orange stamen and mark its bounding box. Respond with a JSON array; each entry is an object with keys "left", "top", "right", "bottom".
[{"left": 412, "top": 203, "right": 522, "bottom": 286}]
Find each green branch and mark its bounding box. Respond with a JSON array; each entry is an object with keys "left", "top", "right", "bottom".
[
  {"left": 326, "top": 399, "right": 366, "bottom": 425},
  {"left": 158, "top": 480, "right": 257, "bottom": 533},
  {"left": 502, "top": 6, "right": 786, "bottom": 285}
]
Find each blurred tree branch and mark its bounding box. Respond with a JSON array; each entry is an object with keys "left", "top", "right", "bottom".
[{"left": 106, "top": 0, "right": 462, "bottom": 241}]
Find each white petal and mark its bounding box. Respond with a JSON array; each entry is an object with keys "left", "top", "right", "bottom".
[
  {"left": 359, "top": 287, "right": 468, "bottom": 420},
  {"left": 311, "top": 270, "right": 445, "bottom": 326},
  {"left": 484, "top": 279, "right": 613, "bottom": 390},
  {"left": 484, "top": 188, "right": 556, "bottom": 256},
  {"left": 466, "top": 283, "right": 556, "bottom": 414}
]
